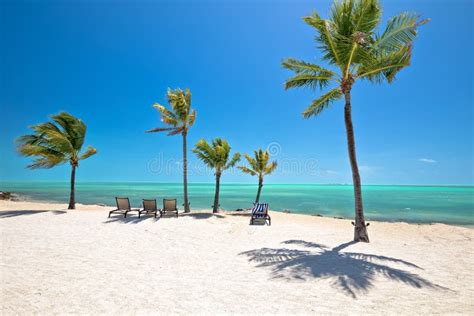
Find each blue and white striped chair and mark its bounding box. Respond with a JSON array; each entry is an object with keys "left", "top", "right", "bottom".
[{"left": 250, "top": 203, "right": 271, "bottom": 225}]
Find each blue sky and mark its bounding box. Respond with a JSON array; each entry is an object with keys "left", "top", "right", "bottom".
[{"left": 1, "top": 0, "right": 473, "bottom": 185}]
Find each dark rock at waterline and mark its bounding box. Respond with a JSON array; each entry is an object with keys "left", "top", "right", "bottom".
[
  {"left": 333, "top": 216, "right": 345, "bottom": 220},
  {"left": 0, "top": 191, "right": 20, "bottom": 201},
  {"left": 312, "top": 214, "right": 323, "bottom": 217},
  {"left": 283, "top": 209, "right": 291, "bottom": 213}
]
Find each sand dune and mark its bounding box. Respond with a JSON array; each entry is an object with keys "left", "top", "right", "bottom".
[{"left": 1, "top": 200, "right": 473, "bottom": 314}]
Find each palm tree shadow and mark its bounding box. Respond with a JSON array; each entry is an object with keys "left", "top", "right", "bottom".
[
  {"left": 0, "top": 210, "right": 67, "bottom": 218},
  {"left": 240, "top": 240, "right": 450, "bottom": 298},
  {"left": 180, "top": 212, "right": 225, "bottom": 220}
]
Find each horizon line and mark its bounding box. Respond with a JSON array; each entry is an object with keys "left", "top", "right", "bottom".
[{"left": 0, "top": 180, "right": 473, "bottom": 187}]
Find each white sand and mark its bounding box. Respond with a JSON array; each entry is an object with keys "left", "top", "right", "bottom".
[{"left": 1, "top": 200, "right": 473, "bottom": 314}]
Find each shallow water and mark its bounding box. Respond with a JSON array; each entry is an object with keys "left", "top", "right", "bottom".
[{"left": 1, "top": 182, "right": 473, "bottom": 225}]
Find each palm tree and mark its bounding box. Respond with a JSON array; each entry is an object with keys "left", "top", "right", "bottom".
[
  {"left": 238, "top": 149, "right": 277, "bottom": 204},
  {"left": 16, "top": 112, "right": 97, "bottom": 209},
  {"left": 282, "top": 0, "right": 428, "bottom": 242},
  {"left": 147, "top": 88, "right": 196, "bottom": 213},
  {"left": 193, "top": 138, "right": 240, "bottom": 213}
]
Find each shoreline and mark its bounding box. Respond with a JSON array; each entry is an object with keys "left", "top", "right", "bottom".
[{"left": 2, "top": 194, "right": 473, "bottom": 228}]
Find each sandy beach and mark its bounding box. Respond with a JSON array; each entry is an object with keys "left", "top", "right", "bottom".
[{"left": 1, "top": 200, "right": 473, "bottom": 314}]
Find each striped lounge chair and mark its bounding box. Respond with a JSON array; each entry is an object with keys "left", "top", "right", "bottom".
[{"left": 250, "top": 203, "right": 271, "bottom": 226}]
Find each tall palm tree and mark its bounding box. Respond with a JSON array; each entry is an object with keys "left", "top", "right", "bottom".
[
  {"left": 147, "top": 88, "right": 196, "bottom": 213},
  {"left": 193, "top": 138, "right": 240, "bottom": 213},
  {"left": 282, "top": 0, "right": 428, "bottom": 242},
  {"left": 238, "top": 149, "right": 277, "bottom": 204},
  {"left": 16, "top": 112, "right": 97, "bottom": 209}
]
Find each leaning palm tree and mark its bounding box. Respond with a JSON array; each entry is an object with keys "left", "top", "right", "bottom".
[
  {"left": 16, "top": 112, "right": 97, "bottom": 209},
  {"left": 282, "top": 0, "right": 428, "bottom": 242},
  {"left": 238, "top": 149, "right": 277, "bottom": 204},
  {"left": 147, "top": 88, "right": 196, "bottom": 213},
  {"left": 193, "top": 138, "right": 240, "bottom": 213}
]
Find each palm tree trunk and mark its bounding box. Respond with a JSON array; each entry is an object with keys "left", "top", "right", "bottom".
[
  {"left": 255, "top": 176, "right": 263, "bottom": 204},
  {"left": 343, "top": 89, "right": 369, "bottom": 242},
  {"left": 182, "top": 131, "right": 190, "bottom": 213},
  {"left": 68, "top": 164, "right": 76, "bottom": 210},
  {"left": 213, "top": 172, "right": 221, "bottom": 213}
]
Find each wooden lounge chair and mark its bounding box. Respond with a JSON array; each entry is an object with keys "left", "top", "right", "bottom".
[
  {"left": 250, "top": 203, "right": 271, "bottom": 225},
  {"left": 162, "top": 198, "right": 178, "bottom": 217},
  {"left": 108, "top": 197, "right": 140, "bottom": 218},
  {"left": 139, "top": 199, "right": 160, "bottom": 218}
]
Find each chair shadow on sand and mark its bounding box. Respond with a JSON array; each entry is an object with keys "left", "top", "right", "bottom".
[
  {"left": 180, "top": 212, "right": 225, "bottom": 220},
  {"left": 240, "top": 240, "right": 451, "bottom": 298},
  {"left": 103, "top": 215, "right": 161, "bottom": 224},
  {"left": 103, "top": 211, "right": 225, "bottom": 224},
  {"left": 0, "top": 210, "right": 67, "bottom": 218}
]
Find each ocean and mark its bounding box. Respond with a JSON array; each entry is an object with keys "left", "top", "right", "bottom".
[{"left": 1, "top": 182, "right": 473, "bottom": 225}]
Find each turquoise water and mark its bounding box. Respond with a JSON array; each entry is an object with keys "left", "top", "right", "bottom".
[{"left": 1, "top": 182, "right": 473, "bottom": 225}]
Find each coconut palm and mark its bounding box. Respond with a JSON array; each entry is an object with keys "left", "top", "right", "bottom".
[
  {"left": 238, "top": 149, "right": 277, "bottom": 204},
  {"left": 193, "top": 138, "right": 240, "bottom": 213},
  {"left": 282, "top": 0, "right": 428, "bottom": 242},
  {"left": 147, "top": 88, "right": 196, "bottom": 213},
  {"left": 16, "top": 112, "right": 97, "bottom": 209}
]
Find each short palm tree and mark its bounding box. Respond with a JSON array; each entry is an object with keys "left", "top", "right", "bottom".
[
  {"left": 16, "top": 112, "right": 97, "bottom": 209},
  {"left": 238, "top": 149, "right": 277, "bottom": 204},
  {"left": 282, "top": 0, "right": 428, "bottom": 242},
  {"left": 193, "top": 138, "right": 240, "bottom": 213},
  {"left": 147, "top": 88, "right": 196, "bottom": 213}
]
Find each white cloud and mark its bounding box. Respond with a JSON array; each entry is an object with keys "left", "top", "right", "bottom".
[{"left": 419, "top": 158, "right": 436, "bottom": 164}]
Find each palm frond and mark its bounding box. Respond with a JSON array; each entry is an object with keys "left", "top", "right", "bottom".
[
  {"left": 153, "top": 103, "right": 179, "bottom": 127},
  {"left": 303, "top": 13, "right": 343, "bottom": 68},
  {"left": 357, "top": 44, "right": 412, "bottom": 83},
  {"left": 167, "top": 127, "right": 184, "bottom": 136},
  {"left": 50, "top": 112, "right": 86, "bottom": 150},
  {"left": 351, "top": 0, "right": 381, "bottom": 33},
  {"left": 374, "top": 12, "right": 425, "bottom": 51},
  {"left": 282, "top": 58, "right": 336, "bottom": 77},
  {"left": 302, "top": 88, "right": 343, "bottom": 118},
  {"left": 225, "top": 153, "right": 241, "bottom": 169},
  {"left": 188, "top": 109, "right": 196, "bottom": 127},
  {"left": 264, "top": 161, "right": 278, "bottom": 175},
  {"left": 79, "top": 146, "right": 97, "bottom": 161},
  {"left": 27, "top": 156, "right": 67, "bottom": 169},
  {"left": 192, "top": 139, "right": 216, "bottom": 168},
  {"left": 238, "top": 166, "right": 258, "bottom": 176},
  {"left": 284, "top": 73, "right": 336, "bottom": 91},
  {"left": 146, "top": 127, "right": 175, "bottom": 133}
]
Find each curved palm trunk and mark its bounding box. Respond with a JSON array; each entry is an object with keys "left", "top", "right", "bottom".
[
  {"left": 255, "top": 176, "right": 263, "bottom": 204},
  {"left": 213, "top": 172, "right": 221, "bottom": 213},
  {"left": 182, "top": 132, "right": 190, "bottom": 213},
  {"left": 343, "top": 89, "right": 369, "bottom": 242},
  {"left": 68, "top": 164, "right": 76, "bottom": 210}
]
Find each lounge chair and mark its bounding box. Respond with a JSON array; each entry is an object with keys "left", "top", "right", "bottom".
[
  {"left": 108, "top": 197, "right": 140, "bottom": 218},
  {"left": 250, "top": 203, "right": 271, "bottom": 225},
  {"left": 139, "top": 199, "right": 160, "bottom": 218},
  {"left": 162, "top": 198, "right": 178, "bottom": 217}
]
